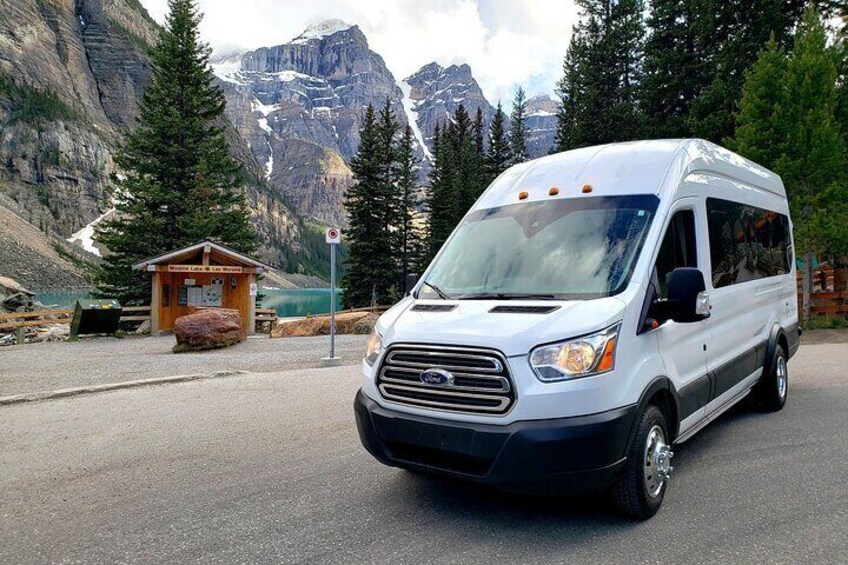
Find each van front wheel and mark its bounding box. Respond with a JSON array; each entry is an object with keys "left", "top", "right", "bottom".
[{"left": 612, "top": 405, "right": 671, "bottom": 520}]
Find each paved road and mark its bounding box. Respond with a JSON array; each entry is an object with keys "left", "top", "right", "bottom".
[
  {"left": 2, "top": 344, "right": 846, "bottom": 564},
  {"left": 0, "top": 334, "right": 368, "bottom": 397}
]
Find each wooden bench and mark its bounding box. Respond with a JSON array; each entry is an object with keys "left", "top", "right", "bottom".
[
  {"left": 120, "top": 305, "right": 151, "bottom": 322},
  {"left": 255, "top": 308, "right": 278, "bottom": 333}
]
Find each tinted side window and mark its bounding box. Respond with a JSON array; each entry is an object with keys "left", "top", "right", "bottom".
[
  {"left": 707, "top": 198, "right": 791, "bottom": 288},
  {"left": 655, "top": 210, "right": 697, "bottom": 298}
]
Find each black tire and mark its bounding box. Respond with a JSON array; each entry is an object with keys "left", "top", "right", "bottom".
[
  {"left": 753, "top": 344, "right": 788, "bottom": 412},
  {"left": 612, "top": 405, "right": 670, "bottom": 520}
]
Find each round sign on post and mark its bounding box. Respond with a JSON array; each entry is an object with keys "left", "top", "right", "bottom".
[
  {"left": 322, "top": 227, "right": 342, "bottom": 367},
  {"left": 326, "top": 227, "right": 341, "bottom": 244}
]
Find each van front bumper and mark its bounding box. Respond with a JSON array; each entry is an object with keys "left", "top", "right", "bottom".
[{"left": 354, "top": 390, "right": 637, "bottom": 495}]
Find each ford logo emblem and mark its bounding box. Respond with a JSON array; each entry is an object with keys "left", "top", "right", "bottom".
[{"left": 420, "top": 368, "right": 454, "bottom": 386}]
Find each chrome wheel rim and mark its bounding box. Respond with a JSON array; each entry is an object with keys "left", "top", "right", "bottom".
[
  {"left": 644, "top": 425, "right": 672, "bottom": 498},
  {"left": 776, "top": 356, "right": 788, "bottom": 400}
]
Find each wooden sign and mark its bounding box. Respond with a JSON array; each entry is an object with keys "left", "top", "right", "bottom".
[{"left": 167, "top": 265, "right": 243, "bottom": 274}]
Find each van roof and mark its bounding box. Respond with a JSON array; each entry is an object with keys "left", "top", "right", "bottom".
[{"left": 473, "top": 139, "right": 785, "bottom": 210}]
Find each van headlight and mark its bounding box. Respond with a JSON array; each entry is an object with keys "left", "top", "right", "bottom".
[
  {"left": 529, "top": 323, "right": 620, "bottom": 381},
  {"left": 364, "top": 329, "right": 383, "bottom": 365}
]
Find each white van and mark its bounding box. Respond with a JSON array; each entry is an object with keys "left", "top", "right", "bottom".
[{"left": 354, "top": 139, "right": 799, "bottom": 519}]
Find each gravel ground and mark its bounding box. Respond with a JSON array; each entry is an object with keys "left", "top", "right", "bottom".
[{"left": 0, "top": 334, "right": 368, "bottom": 397}]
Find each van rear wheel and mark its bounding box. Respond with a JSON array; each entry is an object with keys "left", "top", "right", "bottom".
[
  {"left": 612, "top": 405, "right": 671, "bottom": 520},
  {"left": 753, "top": 345, "right": 788, "bottom": 412}
]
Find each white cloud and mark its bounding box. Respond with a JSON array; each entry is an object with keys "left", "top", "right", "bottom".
[{"left": 139, "top": 0, "right": 579, "bottom": 105}]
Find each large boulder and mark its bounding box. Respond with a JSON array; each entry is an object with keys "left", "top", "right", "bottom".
[
  {"left": 271, "top": 311, "right": 377, "bottom": 338},
  {"left": 173, "top": 309, "right": 245, "bottom": 353},
  {"left": 0, "top": 276, "right": 36, "bottom": 313}
]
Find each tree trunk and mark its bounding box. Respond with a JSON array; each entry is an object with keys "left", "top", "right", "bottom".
[{"left": 802, "top": 252, "right": 813, "bottom": 322}]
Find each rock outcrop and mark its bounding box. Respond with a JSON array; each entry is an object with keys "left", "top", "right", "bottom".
[
  {"left": 271, "top": 311, "right": 377, "bottom": 338},
  {"left": 0, "top": 0, "right": 306, "bottom": 272},
  {"left": 525, "top": 94, "right": 558, "bottom": 157},
  {"left": 173, "top": 308, "right": 246, "bottom": 353},
  {"left": 213, "top": 21, "right": 414, "bottom": 225},
  {"left": 404, "top": 62, "right": 495, "bottom": 150}
]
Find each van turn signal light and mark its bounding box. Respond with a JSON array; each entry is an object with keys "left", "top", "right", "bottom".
[
  {"left": 582, "top": 184, "right": 593, "bottom": 194},
  {"left": 549, "top": 187, "right": 559, "bottom": 196},
  {"left": 519, "top": 191, "right": 529, "bottom": 200}
]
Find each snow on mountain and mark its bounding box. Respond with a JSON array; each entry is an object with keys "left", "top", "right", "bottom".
[
  {"left": 211, "top": 21, "right": 408, "bottom": 225},
  {"left": 67, "top": 208, "right": 114, "bottom": 256},
  {"left": 398, "top": 80, "right": 433, "bottom": 161},
  {"left": 404, "top": 62, "right": 494, "bottom": 153},
  {"left": 210, "top": 21, "right": 557, "bottom": 225},
  {"left": 291, "top": 19, "right": 353, "bottom": 44},
  {"left": 524, "top": 94, "right": 558, "bottom": 157}
]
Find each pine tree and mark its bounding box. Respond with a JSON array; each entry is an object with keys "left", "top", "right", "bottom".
[
  {"left": 509, "top": 87, "right": 528, "bottom": 163},
  {"left": 641, "top": 0, "right": 815, "bottom": 142},
  {"left": 471, "top": 107, "right": 489, "bottom": 197},
  {"left": 449, "top": 104, "right": 478, "bottom": 216},
  {"left": 425, "top": 123, "right": 458, "bottom": 259},
  {"left": 96, "top": 0, "right": 256, "bottom": 304},
  {"left": 834, "top": 7, "right": 848, "bottom": 141},
  {"left": 724, "top": 35, "right": 788, "bottom": 168},
  {"left": 775, "top": 9, "right": 846, "bottom": 219},
  {"left": 727, "top": 8, "right": 846, "bottom": 256},
  {"left": 688, "top": 0, "right": 814, "bottom": 142},
  {"left": 396, "top": 125, "right": 423, "bottom": 285},
  {"left": 342, "top": 104, "right": 398, "bottom": 307},
  {"left": 555, "top": 0, "right": 644, "bottom": 150},
  {"left": 488, "top": 102, "right": 510, "bottom": 176},
  {"left": 639, "top": 0, "right": 701, "bottom": 139}
]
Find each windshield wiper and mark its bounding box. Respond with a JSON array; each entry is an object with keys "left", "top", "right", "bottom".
[
  {"left": 457, "top": 292, "right": 558, "bottom": 301},
  {"left": 421, "top": 280, "right": 453, "bottom": 300}
]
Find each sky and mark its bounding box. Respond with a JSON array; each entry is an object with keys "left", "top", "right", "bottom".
[{"left": 138, "top": 0, "right": 580, "bottom": 105}]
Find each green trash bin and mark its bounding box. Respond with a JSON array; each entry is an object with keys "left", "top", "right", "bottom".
[{"left": 70, "top": 299, "right": 123, "bottom": 338}]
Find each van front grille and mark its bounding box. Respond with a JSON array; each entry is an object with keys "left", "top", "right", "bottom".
[{"left": 376, "top": 345, "right": 515, "bottom": 415}]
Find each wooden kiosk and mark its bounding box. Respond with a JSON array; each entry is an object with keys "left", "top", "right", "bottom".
[{"left": 133, "top": 241, "right": 271, "bottom": 336}]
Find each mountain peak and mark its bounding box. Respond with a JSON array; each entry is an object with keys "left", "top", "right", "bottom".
[{"left": 292, "top": 19, "right": 355, "bottom": 43}]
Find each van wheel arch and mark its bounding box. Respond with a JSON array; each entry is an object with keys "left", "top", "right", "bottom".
[
  {"left": 628, "top": 377, "right": 680, "bottom": 451},
  {"left": 762, "top": 325, "right": 787, "bottom": 383}
]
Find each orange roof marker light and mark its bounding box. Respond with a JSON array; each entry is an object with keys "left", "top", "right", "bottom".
[
  {"left": 581, "top": 184, "right": 593, "bottom": 194},
  {"left": 518, "top": 191, "right": 529, "bottom": 200},
  {"left": 548, "top": 187, "right": 560, "bottom": 196}
]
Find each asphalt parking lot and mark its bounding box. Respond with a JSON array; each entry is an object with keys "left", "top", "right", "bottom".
[{"left": 1, "top": 342, "right": 846, "bottom": 564}]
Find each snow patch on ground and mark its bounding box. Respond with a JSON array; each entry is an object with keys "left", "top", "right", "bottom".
[
  {"left": 67, "top": 208, "right": 114, "bottom": 256},
  {"left": 398, "top": 80, "right": 433, "bottom": 161},
  {"left": 292, "top": 19, "right": 353, "bottom": 44},
  {"left": 528, "top": 110, "right": 556, "bottom": 117}
]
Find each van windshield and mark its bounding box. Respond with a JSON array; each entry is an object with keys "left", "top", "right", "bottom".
[{"left": 420, "top": 195, "right": 659, "bottom": 300}]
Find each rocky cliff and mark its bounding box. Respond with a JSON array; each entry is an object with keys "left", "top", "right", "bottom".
[
  {"left": 212, "top": 20, "right": 424, "bottom": 226},
  {"left": 1, "top": 7, "right": 561, "bottom": 280},
  {"left": 0, "top": 0, "right": 309, "bottom": 273},
  {"left": 525, "top": 94, "right": 558, "bottom": 158},
  {"left": 403, "top": 62, "right": 495, "bottom": 150}
]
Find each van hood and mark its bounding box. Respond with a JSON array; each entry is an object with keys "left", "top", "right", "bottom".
[{"left": 377, "top": 297, "right": 627, "bottom": 357}]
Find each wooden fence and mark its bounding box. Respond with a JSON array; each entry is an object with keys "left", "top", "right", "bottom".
[
  {"left": 796, "top": 265, "right": 848, "bottom": 317},
  {"left": 0, "top": 306, "right": 151, "bottom": 344}
]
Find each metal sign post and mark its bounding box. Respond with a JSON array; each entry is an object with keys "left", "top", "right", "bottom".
[{"left": 321, "top": 227, "right": 342, "bottom": 367}]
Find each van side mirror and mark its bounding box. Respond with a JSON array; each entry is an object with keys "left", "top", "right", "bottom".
[
  {"left": 665, "top": 268, "right": 710, "bottom": 323},
  {"left": 645, "top": 268, "right": 710, "bottom": 329},
  {"left": 405, "top": 273, "right": 419, "bottom": 295}
]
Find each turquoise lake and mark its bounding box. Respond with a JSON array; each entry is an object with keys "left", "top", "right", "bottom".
[{"left": 35, "top": 288, "right": 342, "bottom": 318}]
